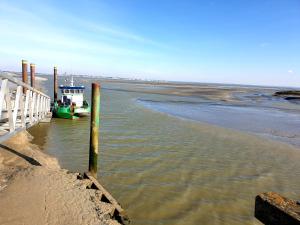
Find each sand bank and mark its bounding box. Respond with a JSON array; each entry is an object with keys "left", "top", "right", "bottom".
[{"left": 0, "top": 131, "right": 123, "bottom": 225}]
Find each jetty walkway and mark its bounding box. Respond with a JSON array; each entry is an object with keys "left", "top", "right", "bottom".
[
  {"left": 0, "top": 60, "right": 129, "bottom": 225},
  {"left": 0, "top": 72, "right": 51, "bottom": 143},
  {"left": 0, "top": 60, "right": 299, "bottom": 225}
]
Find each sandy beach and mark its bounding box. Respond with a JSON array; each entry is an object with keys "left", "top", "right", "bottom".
[{"left": 0, "top": 131, "right": 122, "bottom": 225}]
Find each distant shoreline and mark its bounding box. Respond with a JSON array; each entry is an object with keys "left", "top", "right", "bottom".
[
  {"left": 3, "top": 70, "right": 300, "bottom": 89},
  {"left": 274, "top": 90, "right": 300, "bottom": 100}
]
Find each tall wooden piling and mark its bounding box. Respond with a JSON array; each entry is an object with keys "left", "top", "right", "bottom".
[
  {"left": 22, "top": 60, "right": 28, "bottom": 93},
  {"left": 30, "top": 63, "right": 35, "bottom": 88},
  {"left": 89, "top": 83, "right": 100, "bottom": 178},
  {"left": 54, "top": 66, "right": 58, "bottom": 102}
]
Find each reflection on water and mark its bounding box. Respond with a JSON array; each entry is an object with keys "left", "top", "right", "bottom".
[
  {"left": 28, "top": 123, "right": 51, "bottom": 148},
  {"left": 29, "top": 77, "right": 300, "bottom": 225}
]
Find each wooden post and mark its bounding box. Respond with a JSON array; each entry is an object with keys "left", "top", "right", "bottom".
[
  {"left": 22, "top": 60, "right": 28, "bottom": 94},
  {"left": 89, "top": 83, "right": 100, "bottom": 178},
  {"left": 54, "top": 66, "right": 58, "bottom": 102},
  {"left": 255, "top": 192, "right": 300, "bottom": 225},
  {"left": 30, "top": 63, "right": 35, "bottom": 88}
]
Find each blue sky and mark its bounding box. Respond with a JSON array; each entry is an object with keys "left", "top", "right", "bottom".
[{"left": 0, "top": 0, "right": 299, "bottom": 86}]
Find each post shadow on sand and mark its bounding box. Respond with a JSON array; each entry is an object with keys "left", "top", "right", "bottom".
[{"left": 0, "top": 144, "right": 42, "bottom": 166}]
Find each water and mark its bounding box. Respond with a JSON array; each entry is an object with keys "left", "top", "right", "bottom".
[
  {"left": 138, "top": 99, "right": 300, "bottom": 147},
  {"left": 29, "top": 76, "right": 300, "bottom": 225}
]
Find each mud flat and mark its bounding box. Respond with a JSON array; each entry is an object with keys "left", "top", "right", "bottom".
[
  {"left": 274, "top": 90, "right": 300, "bottom": 100},
  {"left": 0, "top": 131, "right": 127, "bottom": 225}
]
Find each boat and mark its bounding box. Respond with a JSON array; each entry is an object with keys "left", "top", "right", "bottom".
[{"left": 52, "top": 77, "right": 90, "bottom": 119}]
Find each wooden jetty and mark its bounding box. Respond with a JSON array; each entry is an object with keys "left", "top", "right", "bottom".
[
  {"left": 0, "top": 60, "right": 129, "bottom": 224},
  {"left": 0, "top": 65, "right": 51, "bottom": 142}
]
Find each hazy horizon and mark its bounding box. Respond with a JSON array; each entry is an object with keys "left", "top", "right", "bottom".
[{"left": 3, "top": 68, "right": 300, "bottom": 89}]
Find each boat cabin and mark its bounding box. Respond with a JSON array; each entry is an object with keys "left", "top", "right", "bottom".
[{"left": 59, "top": 85, "right": 85, "bottom": 107}]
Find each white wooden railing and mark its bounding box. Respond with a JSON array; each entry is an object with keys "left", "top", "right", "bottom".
[{"left": 0, "top": 72, "right": 51, "bottom": 142}]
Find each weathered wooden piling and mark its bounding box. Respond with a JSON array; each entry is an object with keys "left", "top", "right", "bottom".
[
  {"left": 54, "top": 66, "right": 58, "bottom": 102},
  {"left": 30, "top": 63, "right": 35, "bottom": 88},
  {"left": 89, "top": 83, "right": 100, "bottom": 178},
  {"left": 255, "top": 192, "right": 300, "bottom": 225},
  {"left": 22, "top": 60, "right": 28, "bottom": 93}
]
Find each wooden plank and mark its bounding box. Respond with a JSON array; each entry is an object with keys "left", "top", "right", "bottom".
[
  {"left": 36, "top": 94, "right": 40, "bottom": 121},
  {"left": 23, "top": 90, "right": 30, "bottom": 123},
  {"left": 44, "top": 97, "right": 47, "bottom": 117},
  {"left": 13, "top": 86, "right": 22, "bottom": 127},
  {"left": 5, "top": 87, "right": 14, "bottom": 132},
  {"left": 30, "top": 92, "right": 35, "bottom": 124},
  {"left": 41, "top": 96, "right": 44, "bottom": 118},
  {"left": 46, "top": 98, "right": 49, "bottom": 116},
  {"left": 0, "top": 79, "right": 8, "bottom": 119},
  {"left": 42, "top": 96, "right": 45, "bottom": 118},
  {"left": 38, "top": 95, "right": 41, "bottom": 119},
  {"left": 255, "top": 192, "right": 300, "bottom": 225},
  {"left": 20, "top": 91, "right": 26, "bottom": 127},
  {"left": 28, "top": 91, "right": 33, "bottom": 124},
  {"left": 20, "top": 95, "right": 24, "bottom": 122},
  {"left": 40, "top": 96, "right": 43, "bottom": 119}
]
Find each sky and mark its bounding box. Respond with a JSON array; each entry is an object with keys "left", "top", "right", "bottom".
[{"left": 0, "top": 0, "right": 299, "bottom": 87}]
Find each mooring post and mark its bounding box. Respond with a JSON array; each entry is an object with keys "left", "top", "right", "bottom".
[
  {"left": 54, "top": 66, "right": 58, "bottom": 102},
  {"left": 255, "top": 192, "right": 300, "bottom": 225},
  {"left": 89, "top": 83, "right": 100, "bottom": 178},
  {"left": 22, "top": 60, "right": 28, "bottom": 93},
  {"left": 30, "top": 63, "right": 35, "bottom": 88}
]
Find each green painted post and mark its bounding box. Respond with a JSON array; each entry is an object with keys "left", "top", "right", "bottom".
[{"left": 89, "top": 83, "right": 100, "bottom": 178}]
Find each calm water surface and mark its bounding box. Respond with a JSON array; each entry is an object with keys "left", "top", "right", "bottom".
[{"left": 29, "top": 76, "right": 300, "bottom": 225}]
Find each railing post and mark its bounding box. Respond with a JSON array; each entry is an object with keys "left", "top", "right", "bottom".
[
  {"left": 12, "top": 86, "right": 22, "bottom": 129},
  {"left": 22, "top": 60, "right": 28, "bottom": 94},
  {"left": 54, "top": 66, "right": 58, "bottom": 102},
  {"left": 21, "top": 90, "right": 30, "bottom": 127},
  {"left": 0, "top": 79, "right": 8, "bottom": 119},
  {"left": 36, "top": 94, "right": 40, "bottom": 121},
  {"left": 89, "top": 83, "right": 100, "bottom": 178},
  {"left": 30, "top": 63, "right": 35, "bottom": 88},
  {"left": 0, "top": 71, "right": 51, "bottom": 133}
]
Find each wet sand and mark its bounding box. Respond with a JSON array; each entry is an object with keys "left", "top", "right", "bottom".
[
  {"left": 0, "top": 131, "right": 122, "bottom": 225},
  {"left": 102, "top": 78, "right": 300, "bottom": 147}
]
